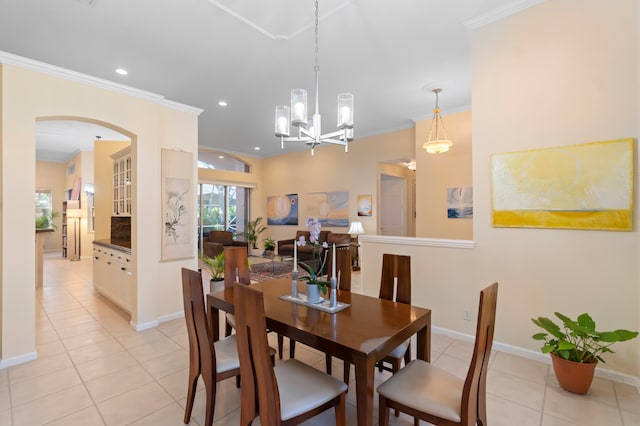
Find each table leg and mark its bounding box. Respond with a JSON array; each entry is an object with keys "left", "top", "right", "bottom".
[
  {"left": 354, "top": 355, "right": 376, "bottom": 426},
  {"left": 416, "top": 323, "right": 431, "bottom": 362}
]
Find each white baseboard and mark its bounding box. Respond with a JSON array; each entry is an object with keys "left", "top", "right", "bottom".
[
  {"left": 432, "top": 326, "right": 640, "bottom": 390},
  {"left": 158, "top": 311, "right": 184, "bottom": 323},
  {"left": 130, "top": 320, "right": 159, "bottom": 331},
  {"left": 0, "top": 351, "right": 38, "bottom": 369}
]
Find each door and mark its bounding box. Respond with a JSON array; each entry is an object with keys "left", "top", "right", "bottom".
[{"left": 380, "top": 174, "right": 406, "bottom": 236}]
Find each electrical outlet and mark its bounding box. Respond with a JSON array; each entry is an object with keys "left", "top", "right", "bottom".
[{"left": 463, "top": 309, "right": 471, "bottom": 321}]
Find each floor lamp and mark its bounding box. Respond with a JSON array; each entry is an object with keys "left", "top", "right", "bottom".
[{"left": 66, "top": 208, "right": 82, "bottom": 261}]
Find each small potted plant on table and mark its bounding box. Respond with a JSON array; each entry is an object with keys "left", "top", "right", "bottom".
[
  {"left": 199, "top": 252, "right": 224, "bottom": 288},
  {"left": 532, "top": 312, "right": 638, "bottom": 394}
]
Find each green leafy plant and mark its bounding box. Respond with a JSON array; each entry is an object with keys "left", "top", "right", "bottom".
[
  {"left": 532, "top": 312, "right": 638, "bottom": 363},
  {"left": 263, "top": 237, "right": 276, "bottom": 252},
  {"left": 238, "top": 217, "right": 267, "bottom": 249},
  {"left": 199, "top": 252, "right": 224, "bottom": 281},
  {"left": 35, "top": 210, "right": 60, "bottom": 230},
  {"left": 298, "top": 252, "right": 330, "bottom": 295}
]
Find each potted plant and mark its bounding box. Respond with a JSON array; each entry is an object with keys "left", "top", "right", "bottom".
[
  {"left": 263, "top": 237, "right": 276, "bottom": 257},
  {"left": 238, "top": 217, "right": 267, "bottom": 255},
  {"left": 199, "top": 252, "right": 224, "bottom": 283},
  {"left": 532, "top": 312, "right": 638, "bottom": 394}
]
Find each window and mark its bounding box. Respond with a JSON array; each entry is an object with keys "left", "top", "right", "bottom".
[
  {"left": 35, "top": 190, "right": 54, "bottom": 229},
  {"left": 197, "top": 184, "right": 249, "bottom": 252}
]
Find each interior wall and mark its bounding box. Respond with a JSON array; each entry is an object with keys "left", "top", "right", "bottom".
[
  {"left": 415, "top": 110, "right": 473, "bottom": 239},
  {"left": 471, "top": 0, "right": 638, "bottom": 375},
  {"left": 0, "top": 63, "right": 199, "bottom": 364},
  {"left": 35, "top": 160, "right": 66, "bottom": 252},
  {"left": 261, "top": 128, "right": 414, "bottom": 244}
]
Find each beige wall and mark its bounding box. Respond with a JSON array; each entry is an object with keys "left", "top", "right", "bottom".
[
  {"left": 0, "top": 64, "right": 199, "bottom": 365},
  {"left": 35, "top": 160, "right": 66, "bottom": 251},
  {"left": 261, "top": 127, "right": 415, "bottom": 243},
  {"left": 415, "top": 110, "right": 473, "bottom": 239}
]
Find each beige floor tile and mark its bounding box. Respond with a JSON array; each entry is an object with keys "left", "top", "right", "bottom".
[
  {"left": 0, "top": 409, "right": 12, "bottom": 425},
  {"left": 490, "top": 351, "right": 549, "bottom": 384},
  {"left": 432, "top": 353, "right": 469, "bottom": 380},
  {"left": 10, "top": 366, "right": 82, "bottom": 407},
  {"left": 543, "top": 386, "right": 623, "bottom": 426},
  {"left": 0, "top": 387, "right": 10, "bottom": 412},
  {"left": 179, "top": 378, "right": 241, "bottom": 424},
  {"left": 621, "top": 409, "right": 640, "bottom": 426},
  {"left": 50, "top": 312, "right": 97, "bottom": 330},
  {"left": 36, "top": 339, "right": 67, "bottom": 357},
  {"left": 96, "top": 382, "right": 173, "bottom": 425},
  {"left": 541, "top": 414, "right": 580, "bottom": 425},
  {"left": 157, "top": 368, "right": 196, "bottom": 400},
  {"left": 8, "top": 352, "right": 74, "bottom": 384},
  {"left": 487, "top": 369, "right": 546, "bottom": 411},
  {"left": 86, "top": 365, "right": 154, "bottom": 403},
  {"left": 141, "top": 348, "right": 189, "bottom": 379},
  {"left": 486, "top": 393, "right": 541, "bottom": 426},
  {"left": 12, "top": 383, "right": 94, "bottom": 426},
  {"left": 46, "top": 406, "right": 106, "bottom": 425},
  {"left": 114, "top": 328, "right": 168, "bottom": 349},
  {"left": 127, "top": 338, "right": 182, "bottom": 364},
  {"left": 55, "top": 321, "right": 107, "bottom": 339},
  {"left": 615, "top": 382, "right": 640, "bottom": 414},
  {"left": 61, "top": 328, "right": 113, "bottom": 351},
  {"left": 75, "top": 351, "right": 139, "bottom": 382},
  {"left": 442, "top": 339, "right": 474, "bottom": 362},
  {"left": 127, "top": 402, "right": 190, "bottom": 426},
  {"left": 157, "top": 318, "right": 187, "bottom": 336},
  {"left": 67, "top": 338, "right": 125, "bottom": 365}
]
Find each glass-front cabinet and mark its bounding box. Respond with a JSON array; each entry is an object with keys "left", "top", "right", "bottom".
[{"left": 112, "top": 146, "right": 132, "bottom": 216}]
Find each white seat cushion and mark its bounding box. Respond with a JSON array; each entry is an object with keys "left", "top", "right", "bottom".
[
  {"left": 213, "top": 335, "right": 240, "bottom": 373},
  {"left": 225, "top": 312, "right": 236, "bottom": 329},
  {"left": 377, "top": 359, "right": 463, "bottom": 422},
  {"left": 275, "top": 359, "right": 348, "bottom": 421},
  {"left": 386, "top": 339, "right": 410, "bottom": 359}
]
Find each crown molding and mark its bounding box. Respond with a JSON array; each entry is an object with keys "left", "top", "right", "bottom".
[
  {"left": 464, "top": 0, "right": 546, "bottom": 31},
  {"left": 0, "top": 50, "right": 203, "bottom": 115}
]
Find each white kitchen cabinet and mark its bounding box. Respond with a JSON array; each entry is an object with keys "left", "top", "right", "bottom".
[
  {"left": 111, "top": 146, "right": 132, "bottom": 216},
  {"left": 93, "top": 243, "right": 133, "bottom": 313}
]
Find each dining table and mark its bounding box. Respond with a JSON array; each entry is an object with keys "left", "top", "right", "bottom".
[{"left": 206, "top": 277, "right": 431, "bottom": 426}]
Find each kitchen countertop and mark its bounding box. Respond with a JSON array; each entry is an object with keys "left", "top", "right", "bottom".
[{"left": 93, "top": 239, "right": 132, "bottom": 255}]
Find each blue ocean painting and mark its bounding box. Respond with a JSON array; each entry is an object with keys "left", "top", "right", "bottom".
[{"left": 447, "top": 187, "right": 473, "bottom": 219}]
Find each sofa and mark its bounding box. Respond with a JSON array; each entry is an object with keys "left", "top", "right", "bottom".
[
  {"left": 203, "top": 230, "right": 248, "bottom": 259},
  {"left": 277, "top": 230, "right": 352, "bottom": 261}
]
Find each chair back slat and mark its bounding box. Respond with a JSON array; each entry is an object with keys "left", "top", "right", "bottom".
[
  {"left": 181, "top": 268, "right": 216, "bottom": 382},
  {"left": 325, "top": 244, "right": 352, "bottom": 291},
  {"left": 379, "top": 254, "right": 411, "bottom": 305},
  {"left": 461, "top": 282, "right": 498, "bottom": 422},
  {"left": 234, "top": 283, "right": 281, "bottom": 425},
  {"left": 224, "top": 246, "right": 251, "bottom": 288}
]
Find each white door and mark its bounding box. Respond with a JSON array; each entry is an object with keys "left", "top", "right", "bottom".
[{"left": 380, "top": 174, "right": 406, "bottom": 236}]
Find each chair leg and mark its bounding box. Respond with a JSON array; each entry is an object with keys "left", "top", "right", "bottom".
[
  {"left": 404, "top": 342, "right": 411, "bottom": 367},
  {"left": 202, "top": 375, "right": 216, "bottom": 426},
  {"left": 289, "top": 338, "right": 296, "bottom": 359},
  {"left": 343, "top": 360, "right": 350, "bottom": 386},
  {"left": 325, "top": 354, "right": 332, "bottom": 375},
  {"left": 377, "top": 360, "right": 383, "bottom": 372},
  {"left": 235, "top": 375, "right": 241, "bottom": 388},
  {"left": 378, "top": 395, "right": 390, "bottom": 426},
  {"left": 183, "top": 366, "right": 199, "bottom": 423},
  {"left": 414, "top": 418, "right": 420, "bottom": 426},
  {"left": 335, "top": 393, "right": 346, "bottom": 426},
  {"left": 392, "top": 359, "right": 401, "bottom": 417},
  {"left": 277, "top": 334, "right": 284, "bottom": 360}
]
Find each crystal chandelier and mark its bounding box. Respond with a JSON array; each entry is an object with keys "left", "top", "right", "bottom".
[
  {"left": 274, "top": 0, "right": 354, "bottom": 155},
  {"left": 423, "top": 88, "right": 453, "bottom": 154}
]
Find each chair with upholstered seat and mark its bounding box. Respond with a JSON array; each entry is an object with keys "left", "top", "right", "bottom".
[
  {"left": 222, "top": 246, "right": 251, "bottom": 337},
  {"left": 377, "top": 282, "right": 498, "bottom": 426},
  {"left": 234, "top": 283, "right": 348, "bottom": 426},
  {"left": 181, "top": 267, "right": 241, "bottom": 426},
  {"left": 377, "top": 253, "right": 412, "bottom": 376}
]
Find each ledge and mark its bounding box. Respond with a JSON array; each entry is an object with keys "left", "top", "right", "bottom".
[{"left": 359, "top": 235, "right": 476, "bottom": 250}]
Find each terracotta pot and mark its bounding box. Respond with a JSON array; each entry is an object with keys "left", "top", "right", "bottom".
[{"left": 550, "top": 352, "right": 597, "bottom": 395}]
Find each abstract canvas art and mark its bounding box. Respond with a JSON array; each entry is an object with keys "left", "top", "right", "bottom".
[
  {"left": 448, "top": 187, "right": 473, "bottom": 218},
  {"left": 307, "top": 191, "right": 349, "bottom": 227},
  {"left": 357, "top": 194, "right": 372, "bottom": 216},
  {"left": 267, "top": 194, "right": 298, "bottom": 225},
  {"left": 491, "top": 139, "right": 633, "bottom": 231}
]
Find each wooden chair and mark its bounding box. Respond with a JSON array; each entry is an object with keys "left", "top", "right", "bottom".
[
  {"left": 377, "top": 282, "right": 499, "bottom": 426},
  {"left": 233, "top": 283, "right": 348, "bottom": 426},
  {"left": 223, "top": 246, "right": 251, "bottom": 338},
  {"left": 181, "top": 268, "right": 240, "bottom": 426},
  {"left": 377, "top": 254, "right": 412, "bottom": 376}
]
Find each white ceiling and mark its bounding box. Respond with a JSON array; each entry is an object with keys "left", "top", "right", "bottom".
[{"left": 0, "top": 0, "right": 538, "bottom": 162}]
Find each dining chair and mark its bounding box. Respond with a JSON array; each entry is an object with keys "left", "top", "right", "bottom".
[
  {"left": 377, "top": 253, "right": 412, "bottom": 376},
  {"left": 223, "top": 246, "right": 251, "bottom": 338},
  {"left": 181, "top": 267, "right": 241, "bottom": 426},
  {"left": 377, "top": 282, "right": 499, "bottom": 426},
  {"left": 233, "top": 283, "right": 348, "bottom": 426}
]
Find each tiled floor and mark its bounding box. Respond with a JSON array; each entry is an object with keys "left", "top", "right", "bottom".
[{"left": 0, "top": 253, "right": 638, "bottom": 425}]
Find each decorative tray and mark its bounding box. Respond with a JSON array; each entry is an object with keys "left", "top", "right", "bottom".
[{"left": 279, "top": 293, "right": 350, "bottom": 313}]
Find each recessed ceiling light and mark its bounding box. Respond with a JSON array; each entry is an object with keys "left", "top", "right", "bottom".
[
  {"left": 254, "top": 147, "right": 261, "bottom": 151},
  {"left": 218, "top": 155, "right": 224, "bottom": 159},
  {"left": 218, "top": 101, "right": 228, "bottom": 107},
  {"left": 115, "top": 68, "right": 128, "bottom": 75}
]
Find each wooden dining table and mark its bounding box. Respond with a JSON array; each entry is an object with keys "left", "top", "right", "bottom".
[{"left": 206, "top": 277, "right": 431, "bottom": 426}]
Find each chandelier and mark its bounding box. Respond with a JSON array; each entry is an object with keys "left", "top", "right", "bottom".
[
  {"left": 422, "top": 88, "right": 453, "bottom": 154},
  {"left": 274, "top": 0, "right": 354, "bottom": 155}
]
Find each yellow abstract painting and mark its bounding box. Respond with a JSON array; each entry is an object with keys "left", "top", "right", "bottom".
[{"left": 491, "top": 139, "right": 633, "bottom": 231}]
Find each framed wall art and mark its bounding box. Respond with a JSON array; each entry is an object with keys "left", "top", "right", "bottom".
[
  {"left": 267, "top": 193, "right": 298, "bottom": 225},
  {"left": 161, "top": 149, "right": 194, "bottom": 261}
]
